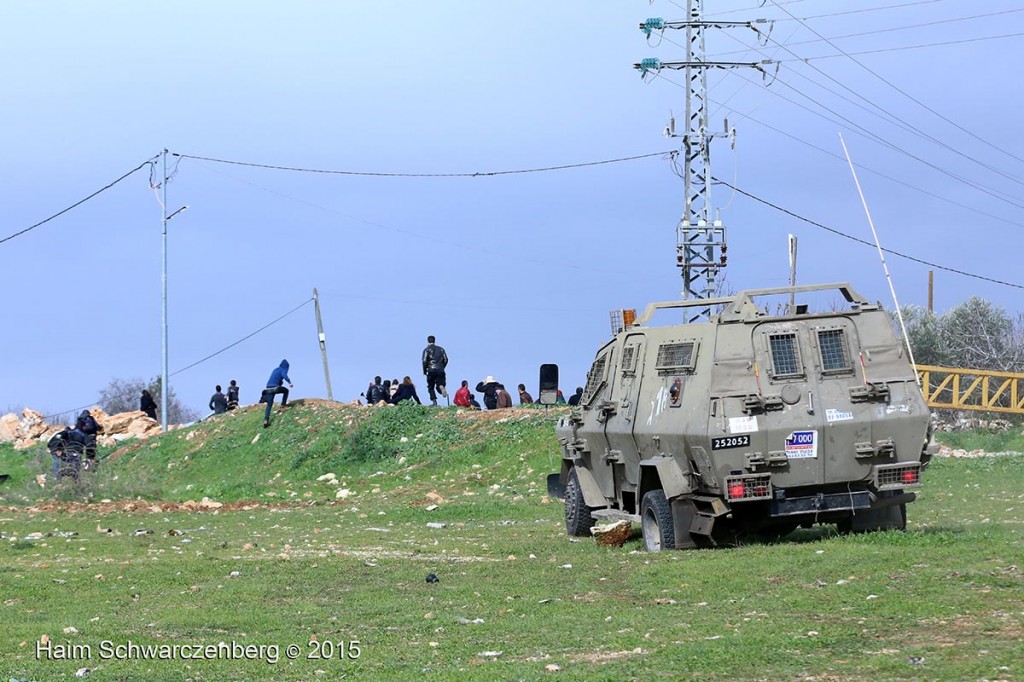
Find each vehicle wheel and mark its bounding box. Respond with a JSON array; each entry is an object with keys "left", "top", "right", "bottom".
[
  {"left": 564, "top": 468, "right": 595, "bottom": 537},
  {"left": 641, "top": 490, "right": 675, "bottom": 551}
]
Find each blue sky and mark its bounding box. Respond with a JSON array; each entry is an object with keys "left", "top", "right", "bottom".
[{"left": 3, "top": 1, "right": 1023, "bottom": 419}]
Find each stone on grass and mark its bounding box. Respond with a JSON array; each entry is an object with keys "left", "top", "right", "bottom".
[{"left": 590, "top": 520, "right": 633, "bottom": 546}]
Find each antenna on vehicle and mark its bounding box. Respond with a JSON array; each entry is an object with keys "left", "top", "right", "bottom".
[{"left": 839, "top": 134, "right": 920, "bottom": 385}]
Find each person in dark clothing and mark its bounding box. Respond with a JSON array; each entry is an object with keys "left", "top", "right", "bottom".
[
  {"left": 262, "top": 359, "right": 293, "bottom": 427},
  {"left": 50, "top": 426, "right": 86, "bottom": 480},
  {"left": 517, "top": 383, "right": 533, "bottom": 405},
  {"left": 75, "top": 410, "right": 101, "bottom": 463},
  {"left": 366, "top": 376, "right": 387, "bottom": 405},
  {"left": 467, "top": 393, "right": 481, "bottom": 410},
  {"left": 495, "top": 384, "right": 513, "bottom": 409},
  {"left": 209, "top": 385, "right": 228, "bottom": 414},
  {"left": 226, "top": 380, "right": 240, "bottom": 410},
  {"left": 422, "top": 336, "right": 449, "bottom": 406},
  {"left": 140, "top": 390, "right": 158, "bottom": 420},
  {"left": 475, "top": 376, "right": 500, "bottom": 410},
  {"left": 567, "top": 386, "right": 584, "bottom": 407},
  {"left": 390, "top": 376, "right": 422, "bottom": 405}
]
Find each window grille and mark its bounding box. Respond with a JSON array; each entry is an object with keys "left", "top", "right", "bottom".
[
  {"left": 817, "top": 329, "right": 852, "bottom": 373},
  {"left": 769, "top": 333, "right": 802, "bottom": 377},
  {"left": 582, "top": 354, "right": 608, "bottom": 403},
  {"left": 656, "top": 342, "right": 695, "bottom": 370}
]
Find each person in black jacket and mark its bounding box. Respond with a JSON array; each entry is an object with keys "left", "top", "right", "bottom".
[
  {"left": 226, "top": 380, "right": 240, "bottom": 410},
  {"left": 567, "top": 386, "right": 584, "bottom": 407},
  {"left": 365, "top": 376, "right": 387, "bottom": 405},
  {"left": 209, "top": 385, "right": 228, "bottom": 414},
  {"left": 421, "top": 336, "right": 449, "bottom": 406},
  {"left": 75, "top": 410, "right": 101, "bottom": 464},
  {"left": 390, "top": 376, "right": 422, "bottom": 405},
  {"left": 475, "top": 376, "right": 499, "bottom": 410},
  {"left": 140, "top": 390, "right": 158, "bottom": 420}
]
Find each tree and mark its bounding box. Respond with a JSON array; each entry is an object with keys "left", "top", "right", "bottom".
[
  {"left": 97, "top": 376, "right": 200, "bottom": 424},
  {"left": 898, "top": 305, "right": 946, "bottom": 367},
  {"left": 899, "top": 297, "right": 1024, "bottom": 372}
]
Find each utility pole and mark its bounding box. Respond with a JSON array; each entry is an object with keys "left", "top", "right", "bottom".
[
  {"left": 927, "top": 270, "right": 934, "bottom": 313},
  {"left": 313, "top": 288, "right": 334, "bottom": 401},
  {"left": 161, "top": 150, "right": 169, "bottom": 432},
  {"left": 636, "top": 5, "right": 769, "bottom": 320},
  {"left": 159, "top": 149, "right": 187, "bottom": 432}
]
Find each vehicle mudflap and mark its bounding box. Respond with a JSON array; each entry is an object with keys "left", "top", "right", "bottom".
[
  {"left": 671, "top": 495, "right": 728, "bottom": 549},
  {"left": 547, "top": 473, "right": 566, "bottom": 500}
]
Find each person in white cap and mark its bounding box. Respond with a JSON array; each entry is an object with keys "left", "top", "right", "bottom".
[{"left": 475, "top": 376, "right": 500, "bottom": 410}]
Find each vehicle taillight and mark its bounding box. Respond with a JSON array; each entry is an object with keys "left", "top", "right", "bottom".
[
  {"left": 901, "top": 469, "right": 919, "bottom": 484},
  {"left": 728, "top": 482, "right": 746, "bottom": 499}
]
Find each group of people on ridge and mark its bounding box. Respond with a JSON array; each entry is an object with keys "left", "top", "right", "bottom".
[
  {"left": 208, "top": 380, "right": 241, "bottom": 415},
  {"left": 360, "top": 334, "right": 585, "bottom": 411}
]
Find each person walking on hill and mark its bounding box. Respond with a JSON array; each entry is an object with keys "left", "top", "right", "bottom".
[
  {"left": 517, "top": 383, "right": 533, "bottom": 405},
  {"left": 209, "top": 385, "right": 228, "bottom": 415},
  {"left": 567, "top": 386, "right": 584, "bottom": 406},
  {"left": 422, "top": 335, "right": 449, "bottom": 406},
  {"left": 226, "top": 380, "right": 240, "bottom": 410},
  {"left": 140, "top": 390, "right": 158, "bottom": 420},
  {"left": 262, "top": 359, "right": 293, "bottom": 428}
]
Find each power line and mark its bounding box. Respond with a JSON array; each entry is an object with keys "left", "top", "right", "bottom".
[
  {"left": 656, "top": 68, "right": 1024, "bottom": 219},
  {"left": 710, "top": 9, "right": 1024, "bottom": 57},
  {"left": 191, "top": 160, "right": 640, "bottom": 278},
  {"left": 0, "top": 156, "right": 158, "bottom": 246},
  {"left": 651, "top": 19, "right": 1024, "bottom": 203},
  {"left": 713, "top": 99, "right": 1024, "bottom": 232},
  {"left": 173, "top": 151, "right": 669, "bottom": 177},
  {"left": 726, "top": 19, "right": 1024, "bottom": 195},
  {"left": 787, "top": 31, "right": 1024, "bottom": 61},
  {"left": 715, "top": 177, "right": 1024, "bottom": 290},
  {"left": 767, "top": 0, "right": 1024, "bottom": 169},
  {"left": 170, "top": 298, "right": 314, "bottom": 377},
  {"left": 43, "top": 298, "right": 314, "bottom": 420}
]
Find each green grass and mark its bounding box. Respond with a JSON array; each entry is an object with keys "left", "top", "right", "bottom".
[
  {"left": 1, "top": 405, "right": 1022, "bottom": 680},
  {"left": 935, "top": 426, "right": 1024, "bottom": 453}
]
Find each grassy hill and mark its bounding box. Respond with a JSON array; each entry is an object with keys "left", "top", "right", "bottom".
[{"left": 0, "top": 400, "right": 561, "bottom": 506}]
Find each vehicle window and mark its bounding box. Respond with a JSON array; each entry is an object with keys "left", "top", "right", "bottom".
[
  {"left": 768, "top": 333, "right": 802, "bottom": 378},
  {"left": 817, "top": 329, "right": 852, "bottom": 373},
  {"left": 656, "top": 342, "right": 696, "bottom": 371},
  {"left": 582, "top": 353, "right": 609, "bottom": 404},
  {"left": 621, "top": 346, "right": 637, "bottom": 374}
]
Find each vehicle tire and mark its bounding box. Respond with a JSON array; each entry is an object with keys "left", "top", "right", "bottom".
[
  {"left": 564, "top": 468, "right": 595, "bottom": 537},
  {"left": 641, "top": 489, "right": 675, "bottom": 551}
]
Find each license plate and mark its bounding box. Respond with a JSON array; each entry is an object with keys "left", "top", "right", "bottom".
[{"left": 712, "top": 434, "right": 750, "bottom": 450}]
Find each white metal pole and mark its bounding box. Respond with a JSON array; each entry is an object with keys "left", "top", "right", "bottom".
[{"left": 161, "top": 149, "right": 169, "bottom": 432}]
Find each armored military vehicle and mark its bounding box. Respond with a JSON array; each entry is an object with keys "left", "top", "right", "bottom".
[{"left": 549, "top": 282, "right": 938, "bottom": 550}]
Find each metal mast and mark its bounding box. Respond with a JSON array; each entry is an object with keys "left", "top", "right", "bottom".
[{"left": 636, "top": 3, "right": 769, "bottom": 319}]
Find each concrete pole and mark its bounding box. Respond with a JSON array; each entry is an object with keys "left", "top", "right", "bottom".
[{"left": 313, "top": 288, "right": 333, "bottom": 401}]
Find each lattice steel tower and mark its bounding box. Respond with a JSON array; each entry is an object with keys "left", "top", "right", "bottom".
[{"left": 636, "top": 2, "right": 767, "bottom": 318}]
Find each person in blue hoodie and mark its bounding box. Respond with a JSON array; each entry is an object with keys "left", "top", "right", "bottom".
[{"left": 262, "top": 359, "right": 293, "bottom": 427}]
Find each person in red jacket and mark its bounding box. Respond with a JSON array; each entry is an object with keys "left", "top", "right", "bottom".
[{"left": 453, "top": 380, "right": 472, "bottom": 407}]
